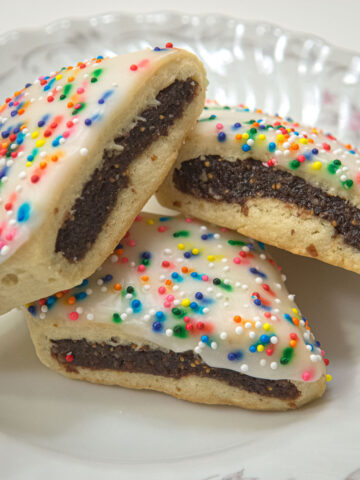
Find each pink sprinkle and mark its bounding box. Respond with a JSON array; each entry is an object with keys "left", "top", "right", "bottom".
[
  {"left": 138, "top": 265, "right": 146, "bottom": 272},
  {"left": 163, "top": 301, "right": 171, "bottom": 308},
  {"left": 62, "top": 130, "right": 70, "bottom": 138},
  {"left": 158, "top": 286, "right": 166, "bottom": 294},
  {"left": 297, "top": 155, "right": 306, "bottom": 163},
  {"left": 166, "top": 295, "right": 174, "bottom": 301},
  {"left": 185, "top": 218, "right": 192, "bottom": 223},
  {"left": 321, "top": 349, "right": 325, "bottom": 357},
  {"left": 5, "top": 232, "right": 14, "bottom": 241},
  {"left": 201, "top": 275, "right": 209, "bottom": 281},
  {"left": 77, "top": 87, "right": 85, "bottom": 94},
  {"left": 302, "top": 371, "right": 311, "bottom": 381},
  {"left": 233, "top": 257, "right": 241, "bottom": 264},
  {"left": 0, "top": 241, "right": 4, "bottom": 249},
  {"left": 135, "top": 215, "right": 142, "bottom": 222},
  {"left": 121, "top": 257, "right": 128, "bottom": 263},
  {"left": 183, "top": 316, "right": 190, "bottom": 323},
  {"left": 158, "top": 226, "right": 166, "bottom": 232},
  {"left": 138, "top": 58, "right": 150, "bottom": 68},
  {"left": 69, "top": 312, "right": 79, "bottom": 321},
  {"left": 128, "top": 240, "right": 136, "bottom": 247},
  {"left": 221, "top": 227, "right": 227, "bottom": 232},
  {"left": 216, "top": 123, "right": 224, "bottom": 130},
  {"left": 356, "top": 173, "right": 360, "bottom": 184},
  {"left": 74, "top": 103, "right": 82, "bottom": 110}
]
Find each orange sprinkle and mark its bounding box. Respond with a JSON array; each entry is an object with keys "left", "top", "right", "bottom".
[
  {"left": 292, "top": 317, "right": 299, "bottom": 326},
  {"left": 115, "top": 248, "right": 123, "bottom": 255},
  {"left": 290, "top": 143, "right": 299, "bottom": 151},
  {"left": 141, "top": 275, "right": 149, "bottom": 282},
  {"left": 67, "top": 76, "right": 75, "bottom": 82},
  {"left": 165, "top": 279, "right": 172, "bottom": 286},
  {"left": 18, "top": 108, "right": 25, "bottom": 115},
  {"left": 113, "top": 283, "right": 122, "bottom": 291},
  {"left": 182, "top": 266, "right": 189, "bottom": 273},
  {"left": 39, "top": 161, "right": 47, "bottom": 169},
  {"left": 14, "top": 91, "right": 21, "bottom": 97},
  {"left": 51, "top": 155, "right": 58, "bottom": 162},
  {"left": 68, "top": 296, "right": 76, "bottom": 305},
  {"left": 233, "top": 315, "right": 242, "bottom": 323},
  {"left": 235, "top": 133, "right": 242, "bottom": 140},
  {"left": 290, "top": 340, "right": 297, "bottom": 348},
  {"left": 67, "top": 101, "right": 74, "bottom": 108},
  {"left": 55, "top": 292, "right": 64, "bottom": 298}
]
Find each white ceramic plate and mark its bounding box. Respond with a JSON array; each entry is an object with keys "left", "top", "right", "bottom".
[{"left": 0, "top": 12, "right": 360, "bottom": 480}]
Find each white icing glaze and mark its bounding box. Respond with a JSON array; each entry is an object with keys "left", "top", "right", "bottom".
[
  {"left": 0, "top": 47, "right": 180, "bottom": 263},
  {"left": 182, "top": 101, "right": 360, "bottom": 203},
  {"left": 28, "top": 213, "right": 327, "bottom": 382}
]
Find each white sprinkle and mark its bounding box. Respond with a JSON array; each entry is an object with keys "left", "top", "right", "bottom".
[
  {"left": 173, "top": 285, "right": 179, "bottom": 291},
  {"left": 270, "top": 315, "right": 277, "bottom": 322},
  {"left": 247, "top": 139, "right": 254, "bottom": 146},
  {"left": 306, "top": 345, "right": 312, "bottom": 351},
  {"left": 59, "top": 138, "right": 65, "bottom": 144},
  {"left": 126, "top": 308, "right": 133, "bottom": 314},
  {"left": 87, "top": 313, "right": 94, "bottom": 320},
  {"left": 101, "top": 286, "right": 107, "bottom": 292},
  {"left": 15, "top": 185, "right": 22, "bottom": 193},
  {"left": 1, "top": 176, "right": 8, "bottom": 184},
  {"left": 220, "top": 331, "right": 227, "bottom": 340},
  {"left": 86, "top": 289, "right": 93, "bottom": 295},
  {"left": 260, "top": 359, "right": 267, "bottom": 367},
  {"left": 39, "top": 313, "right": 46, "bottom": 320},
  {"left": 19, "top": 171, "right": 26, "bottom": 179},
  {"left": 249, "top": 331, "right": 256, "bottom": 339},
  {"left": 245, "top": 322, "right": 252, "bottom": 329},
  {"left": 216, "top": 292, "right": 223, "bottom": 299},
  {"left": 255, "top": 277, "right": 263, "bottom": 284},
  {"left": 223, "top": 266, "right": 230, "bottom": 272},
  {"left": 217, "top": 244, "right": 223, "bottom": 249},
  {"left": 270, "top": 336, "right": 278, "bottom": 344},
  {"left": 80, "top": 147, "right": 88, "bottom": 156},
  {"left": 240, "top": 364, "right": 249, "bottom": 373},
  {"left": 165, "top": 329, "right": 173, "bottom": 337},
  {"left": 143, "top": 285, "right": 150, "bottom": 291},
  {"left": 41, "top": 305, "right": 48, "bottom": 313},
  {"left": 125, "top": 293, "right": 132, "bottom": 299},
  {"left": 270, "top": 362, "right": 278, "bottom": 370},
  {"left": 255, "top": 321, "right": 262, "bottom": 329},
  {"left": 200, "top": 225, "right": 207, "bottom": 231},
  {"left": 159, "top": 275, "right": 165, "bottom": 281},
  {"left": 203, "top": 307, "right": 210, "bottom": 314},
  {"left": 143, "top": 314, "right": 150, "bottom": 321},
  {"left": 214, "top": 233, "right": 220, "bottom": 239},
  {"left": 149, "top": 309, "right": 156, "bottom": 316},
  {"left": 9, "top": 219, "right": 16, "bottom": 226},
  {"left": 211, "top": 341, "right": 218, "bottom": 350},
  {"left": 173, "top": 299, "right": 180, "bottom": 305},
  {"left": 76, "top": 307, "right": 83, "bottom": 314},
  {"left": 300, "top": 319, "right": 305, "bottom": 327},
  {"left": 97, "top": 279, "right": 103, "bottom": 286},
  {"left": 275, "top": 298, "right": 281, "bottom": 304},
  {"left": 288, "top": 294, "right": 295, "bottom": 301},
  {"left": 110, "top": 254, "right": 118, "bottom": 263},
  {"left": 194, "top": 346, "right": 201, "bottom": 354},
  {"left": 208, "top": 262, "right": 214, "bottom": 268},
  {"left": 163, "top": 248, "right": 172, "bottom": 255},
  {"left": 235, "top": 326, "right": 243, "bottom": 335},
  {"left": 242, "top": 246, "right": 250, "bottom": 253},
  {"left": 281, "top": 274, "right": 287, "bottom": 281},
  {"left": 223, "top": 278, "right": 230, "bottom": 285},
  {"left": 0, "top": 245, "right": 9, "bottom": 256},
  {"left": 207, "top": 287, "right": 214, "bottom": 293},
  {"left": 120, "top": 313, "right": 127, "bottom": 321},
  {"left": 223, "top": 301, "right": 229, "bottom": 307},
  {"left": 235, "top": 281, "right": 241, "bottom": 287},
  {"left": 260, "top": 254, "right": 266, "bottom": 260},
  {"left": 241, "top": 284, "right": 248, "bottom": 290},
  {"left": 275, "top": 283, "right": 282, "bottom": 289}
]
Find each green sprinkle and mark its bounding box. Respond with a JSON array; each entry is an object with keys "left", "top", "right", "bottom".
[
  {"left": 249, "top": 127, "right": 257, "bottom": 135},
  {"left": 280, "top": 347, "right": 294, "bottom": 365},
  {"left": 92, "top": 68, "right": 103, "bottom": 78},
  {"left": 228, "top": 240, "right": 246, "bottom": 246},
  {"left": 342, "top": 179, "right": 354, "bottom": 190},
  {"left": 328, "top": 159, "right": 341, "bottom": 175},
  {"left": 173, "top": 230, "right": 190, "bottom": 238},
  {"left": 289, "top": 159, "right": 300, "bottom": 169},
  {"left": 334, "top": 159, "right": 341, "bottom": 166},
  {"left": 173, "top": 325, "right": 188, "bottom": 338},
  {"left": 61, "top": 84, "right": 72, "bottom": 99},
  {"left": 112, "top": 313, "right": 121, "bottom": 323}
]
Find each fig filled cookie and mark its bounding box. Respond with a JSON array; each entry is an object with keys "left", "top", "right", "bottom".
[
  {"left": 26, "top": 213, "right": 328, "bottom": 411},
  {"left": 157, "top": 102, "right": 360, "bottom": 274},
  {"left": 0, "top": 46, "right": 206, "bottom": 314}
]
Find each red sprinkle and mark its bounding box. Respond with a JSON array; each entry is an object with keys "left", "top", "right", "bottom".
[
  {"left": 290, "top": 333, "right": 298, "bottom": 340},
  {"left": 130, "top": 64, "right": 138, "bottom": 71},
  {"left": 69, "top": 312, "right": 79, "bottom": 321},
  {"left": 158, "top": 226, "right": 166, "bottom": 232},
  {"left": 196, "top": 321, "right": 205, "bottom": 330},
  {"left": 31, "top": 174, "right": 40, "bottom": 183},
  {"left": 4, "top": 203, "right": 12, "bottom": 211},
  {"left": 47, "top": 96, "right": 54, "bottom": 103},
  {"left": 166, "top": 42, "right": 173, "bottom": 48},
  {"left": 65, "top": 354, "right": 74, "bottom": 363},
  {"left": 162, "top": 260, "right": 170, "bottom": 268},
  {"left": 322, "top": 142, "right": 331, "bottom": 151}
]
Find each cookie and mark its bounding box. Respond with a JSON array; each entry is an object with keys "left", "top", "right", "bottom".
[
  {"left": 0, "top": 46, "right": 206, "bottom": 314},
  {"left": 26, "top": 213, "right": 328, "bottom": 410},
  {"left": 157, "top": 102, "right": 360, "bottom": 274}
]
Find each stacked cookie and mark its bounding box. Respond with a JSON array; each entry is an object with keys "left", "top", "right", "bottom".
[{"left": 1, "top": 46, "right": 338, "bottom": 411}]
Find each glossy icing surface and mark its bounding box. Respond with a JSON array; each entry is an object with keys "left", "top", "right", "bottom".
[
  {"left": 28, "top": 213, "right": 327, "bottom": 382},
  {"left": 0, "top": 46, "right": 177, "bottom": 263},
  {"left": 186, "top": 101, "right": 360, "bottom": 203}
]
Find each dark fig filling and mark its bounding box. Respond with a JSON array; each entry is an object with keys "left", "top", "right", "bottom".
[
  {"left": 173, "top": 155, "right": 360, "bottom": 251},
  {"left": 51, "top": 339, "right": 300, "bottom": 400},
  {"left": 55, "top": 78, "right": 198, "bottom": 262}
]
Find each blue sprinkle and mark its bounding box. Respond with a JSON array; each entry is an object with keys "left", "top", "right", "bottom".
[
  {"left": 254, "top": 298, "right": 261, "bottom": 306},
  {"left": 242, "top": 144, "right": 251, "bottom": 152},
  {"left": 25, "top": 83, "right": 32, "bottom": 88},
  {"left": 284, "top": 313, "right": 292, "bottom": 322},
  {"left": 268, "top": 142, "right": 276, "bottom": 152},
  {"left": 154, "top": 47, "right": 161, "bottom": 51},
  {"left": 27, "top": 154, "right": 34, "bottom": 161},
  {"left": 46, "top": 296, "right": 56, "bottom": 307},
  {"left": 103, "top": 274, "right": 113, "bottom": 283},
  {"left": 171, "top": 272, "right": 179, "bottom": 279},
  {"left": 201, "top": 234, "right": 208, "bottom": 240},
  {"left": 8, "top": 102, "right": 13, "bottom": 107},
  {"left": 315, "top": 340, "right": 321, "bottom": 347},
  {"left": 17, "top": 203, "right": 31, "bottom": 223},
  {"left": 13, "top": 127, "right": 20, "bottom": 134},
  {"left": 84, "top": 118, "right": 92, "bottom": 126},
  {"left": 201, "top": 335, "right": 209, "bottom": 343},
  {"left": 141, "top": 251, "right": 151, "bottom": 259},
  {"left": 75, "top": 292, "right": 87, "bottom": 300},
  {"left": 233, "top": 122, "right": 241, "bottom": 129},
  {"left": 97, "top": 55, "right": 104, "bottom": 60},
  {"left": 190, "top": 302, "right": 198, "bottom": 310},
  {"left": 155, "top": 311, "right": 165, "bottom": 320},
  {"left": 1, "top": 131, "right": 9, "bottom": 139},
  {"left": 159, "top": 216, "right": 171, "bottom": 221},
  {"left": 228, "top": 351, "right": 243, "bottom": 361},
  {"left": 152, "top": 321, "right": 162, "bottom": 331},
  {"left": 184, "top": 251, "right": 192, "bottom": 258},
  {"left": 10, "top": 111, "right": 17, "bottom": 117},
  {"left": 132, "top": 299, "right": 141, "bottom": 309},
  {"left": 98, "top": 99, "right": 104, "bottom": 104},
  {"left": 27, "top": 305, "right": 36, "bottom": 315},
  {"left": 260, "top": 334, "right": 270, "bottom": 344},
  {"left": 217, "top": 131, "right": 226, "bottom": 142},
  {"left": 191, "top": 272, "right": 198, "bottom": 278},
  {"left": 195, "top": 292, "right": 203, "bottom": 300},
  {"left": 259, "top": 124, "right": 266, "bottom": 130},
  {"left": 249, "top": 345, "right": 257, "bottom": 353}
]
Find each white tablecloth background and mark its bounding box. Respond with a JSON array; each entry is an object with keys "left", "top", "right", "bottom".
[{"left": 0, "top": 0, "right": 358, "bottom": 52}]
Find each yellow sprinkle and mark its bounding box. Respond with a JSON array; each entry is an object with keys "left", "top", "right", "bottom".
[
  {"left": 312, "top": 161, "right": 322, "bottom": 170},
  {"left": 181, "top": 298, "right": 191, "bottom": 307},
  {"left": 147, "top": 220, "right": 154, "bottom": 225},
  {"left": 31, "top": 131, "right": 39, "bottom": 139},
  {"left": 192, "top": 248, "right": 199, "bottom": 255},
  {"left": 55, "top": 74, "right": 63, "bottom": 80},
  {"left": 177, "top": 243, "right": 185, "bottom": 250},
  {"left": 26, "top": 161, "right": 32, "bottom": 167},
  {"left": 258, "top": 134, "right": 266, "bottom": 141},
  {"left": 299, "top": 138, "right": 308, "bottom": 144},
  {"left": 292, "top": 308, "right": 298, "bottom": 314},
  {"left": 257, "top": 345, "right": 264, "bottom": 352},
  {"left": 242, "top": 133, "right": 249, "bottom": 140},
  {"left": 35, "top": 139, "right": 45, "bottom": 148},
  {"left": 326, "top": 374, "right": 332, "bottom": 382},
  {"left": 263, "top": 323, "right": 271, "bottom": 331},
  {"left": 277, "top": 134, "right": 285, "bottom": 142},
  {"left": 286, "top": 128, "right": 292, "bottom": 133},
  {"left": 207, "top": 255, "right": 215, "bottom": 261}
]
